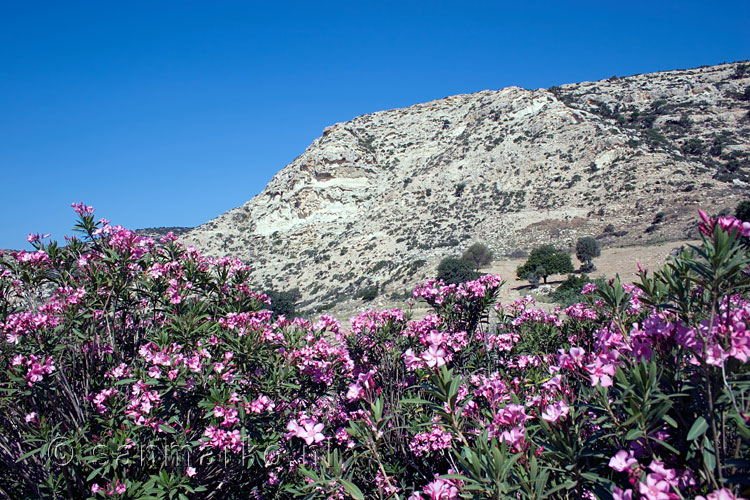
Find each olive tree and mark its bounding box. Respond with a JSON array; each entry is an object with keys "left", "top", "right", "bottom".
[
  {"left": 575, "top": 236, "right": 601, "bottom": 272},
  {"left": 461, "top": 243, "right": 494, "bottom": 270},
  {"left": 516, "top": 245, "right": 573, "bottom": 284}
]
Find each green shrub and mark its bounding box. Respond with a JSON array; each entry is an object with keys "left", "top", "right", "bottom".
[
  {"left": 357, "top": 285, "right": 379, "bottom": 301},
  {"left": 550, "top": 274, "right": 605, "bottom": 306},
  {"left": 736, "top": 200, "right": 750, "bottom": 221},
  {"left": 437, "top": 257, "right": 479, "bottom": 284},
  {"left": 681, "top": 138, "right": 704, "bottom": 156},
  {"left": 315, "top": 301, "right": 337, "bottom": 312},
  {"left": 370, "top": 260, "right": 393, "bottom": 273},
  {"left": 408, "top": 259, "right": 426, "bottom": 272},
  {"left": 264, "top": 288, "right": 301, "bottom": 319}
]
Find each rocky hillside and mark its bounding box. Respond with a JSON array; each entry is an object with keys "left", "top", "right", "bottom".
[
  {"left": 134, "top": 226, "right": 193, "bottom": 241},
  {"left": 183, "top": 61, "right": 750, "bottom": 312}
]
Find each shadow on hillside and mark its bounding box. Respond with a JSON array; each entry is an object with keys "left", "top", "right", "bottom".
[{"left": 511, "top": 278, "right": 566, "bottom": 291}]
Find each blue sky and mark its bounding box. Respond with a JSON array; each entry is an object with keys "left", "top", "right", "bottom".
[{"left": 1, "top": 1, "right": 748, "bottom": 249}]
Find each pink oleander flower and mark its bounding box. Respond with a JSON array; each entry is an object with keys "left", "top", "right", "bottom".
[
  {"left": 25, "top": 412, "right": 38, "bottom": 424},
  {"left": 586, "top": 357, "right": 616, "bottom": 387},
  {"left": 581, "top": 282, "right": 597, "bottom": 295},
  {"left": 609, "top": 449, "right": 638, "bottom": 472},
  {"left": 613, "top": 486, "right": 633, "bottom": 500},
  {"left": 334, "top": 426, "right": 349, "bottom": 444},
  {"left": 422, "top": 344, "right": 448, "bottom": 368},
  {"left": 248, "top": 395, "right": 275, "bottom": 413},
  {"left": 699, "top": 209, "right": 750, "bottom": 237},
  {"left": 564, "top": 302, "right": 598, "bottom": 320},
  {"left": 648, "top": 460, "right": 677, "bottom": 484},
  {"left": 105, "top": 363, "right": 132, "bottom": 379},
  {"left": 541, "top": 400, "right": 569, "bottom": 422},
  {"left": 186, "top": 355, "right": 202, "bottom": 372},
  {"left": 696, "top": 488, "right": 747, "bottom": 500},
  {"left": 152, "top": 351, "right": 171, "bottom": 366},
  {"left": 409, "top": 425, "right": 453, "bottom": 456},
  {"left": 496, "top": 404, "right": 528, "bottom": 426},
  {"left": 267, "top": 471, "right": 279, "bottom": 486},
  {"left": 346, "top": 381, "right": 365, "bottom": 401},
  {"left": 376, "top": 469, "right": 400, "bottom": 496},
  {"left": 186, "top": 467, "right": 196, "bottom": 477},
  {"left": 26, "top": 232, "right": 50, "bottom": 243},
  {"left": 90, "top": 388, "right": 118, "bottom": 414},
  {"left": 200, "top": 426, "right": 244, "bottom": 453},
  {"left": 25, "top": 357, "right": 55, "bottom": 386},
  {"left": 71, "top": 202, "right": 95, "bottom": 216},
  {"left": 286, "top": 417, "right": 326, "bottom": 445},
  {"left": 403, "top": 348, "right": 426, "bottom": 371},
  {"left": 706, "top": 344, "right": 730, "bottom": 366},
  {"left": 637, "top": 473, "right": 672, "bottom": 500},
  {"left": 499, "top": 426, "right": 525, "bottom": 448},
  {"left": 422, "top": 478, "right": 459, "bottom": 500}
]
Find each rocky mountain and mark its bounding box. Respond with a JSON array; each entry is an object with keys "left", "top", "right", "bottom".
[{"left": 183, "top": 61, "right": 750, "bottom": 312}]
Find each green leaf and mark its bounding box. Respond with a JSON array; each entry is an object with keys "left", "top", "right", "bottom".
[
  {"left": 703, "top": 436, "right": 717, "bottom": 472},
  {"left": 580, "top": 472, "right": 606, "bottom": 484},
  {"left": 15, "top": 447, "right": 43, "bottom": 462},
  {"left": 649, "top": 437, "right": 680, "bottom": 455},
  {"left": 731, "top": 413, "right": 750, "bottom": 440},
  {"left": 687, "top": 417, "right": 708, "bottom": 440},
  {"left": 440, "top": 474, "right": 469, "bottom": 481},
  {"left": 87, "top": 466, "right": 104, "bottom": 481},
  {"left": 662, "top": 415, "right": 678, "bottom": 428},
  {"left": 339, "top": 479, "right": 364, "bottom": 500},
  {"left": 625, "top": 429, "right": 643, "bottom": 441}
]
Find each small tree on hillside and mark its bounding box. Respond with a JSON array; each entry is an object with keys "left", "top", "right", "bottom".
[
  {"left": 736, "top": 200, "right": 750, "bottom": 221},
  {"left": 461, "top": 242, "right": 494, "bottom": 270},
  {"left": 516, "top": 245, "right": 573, "bottom": 284},
  {"left": 437, "top": 257, "right": 479, "bottom": 285},
  {"left": 575, "top": 236, "right": 601, "bottom": 272}
]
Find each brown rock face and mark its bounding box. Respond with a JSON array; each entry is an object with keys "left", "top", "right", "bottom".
[{"left": 183, "top": 61, "right": 750, "bottom": 311}]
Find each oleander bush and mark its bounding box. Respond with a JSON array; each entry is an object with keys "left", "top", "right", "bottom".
[
  {"left": 550, "top": 274, "right": 606, "bottom": 307},
  {"left": 1, "top": 204, "right": 749, "bottom": 499}
]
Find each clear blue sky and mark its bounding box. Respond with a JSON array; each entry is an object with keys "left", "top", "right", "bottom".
[{"left": 1, "top": 1, "right": 748, "bottom": 249}]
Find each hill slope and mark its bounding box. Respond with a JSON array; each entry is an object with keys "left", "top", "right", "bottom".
[{"left": 183, "top": 61, "right": 750, "bottom": 310}]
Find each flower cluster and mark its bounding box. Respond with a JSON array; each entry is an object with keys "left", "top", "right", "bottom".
[
  {"left": 699, "top": 208, "right": 750, "bottom": 237},
  {"left": 409, "top": 424, "right": 453, "bottom": 456}
]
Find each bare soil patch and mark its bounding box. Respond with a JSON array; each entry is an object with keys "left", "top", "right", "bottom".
[{"left": 330, "top": 240, "right": 698, "bottom": 324}]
